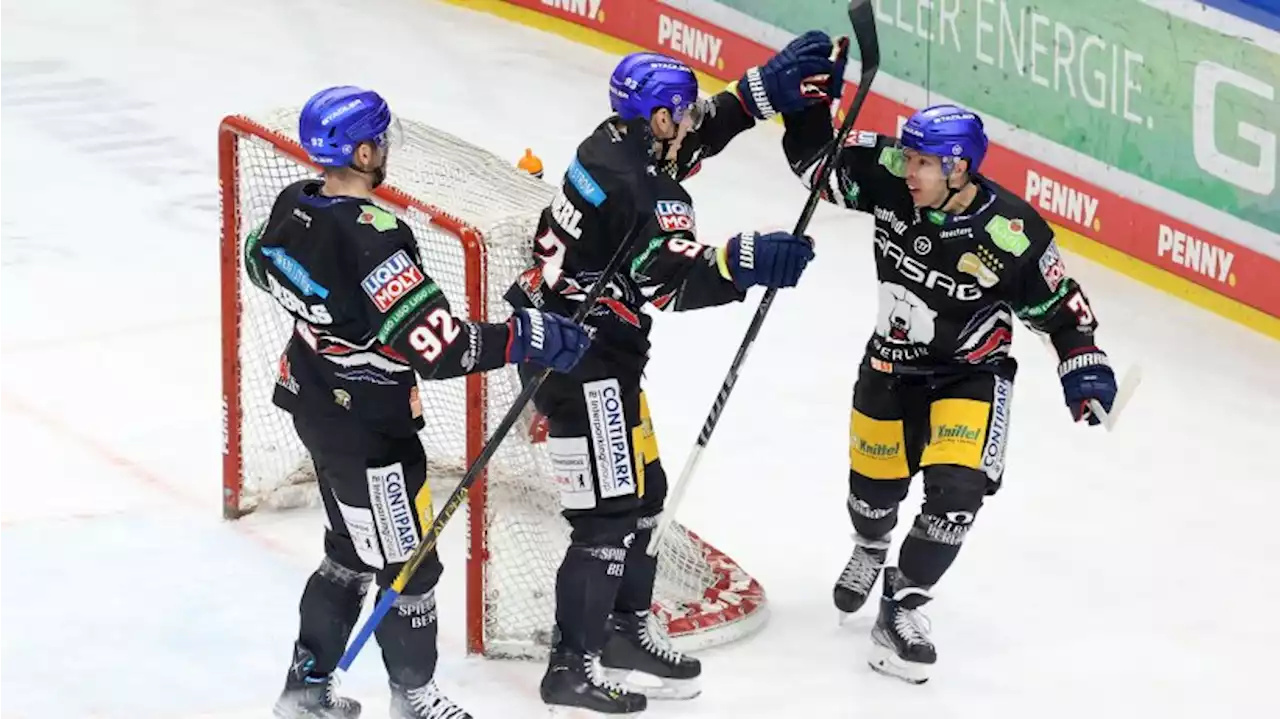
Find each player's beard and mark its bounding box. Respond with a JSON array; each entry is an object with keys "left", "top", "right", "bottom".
[{"left": 370, "top": 162, "right": 387, "bottom": 189}]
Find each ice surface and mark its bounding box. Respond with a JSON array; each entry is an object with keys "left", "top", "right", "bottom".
[{"left": 2, "top": 0, "right": 1277, "bottom": 716}]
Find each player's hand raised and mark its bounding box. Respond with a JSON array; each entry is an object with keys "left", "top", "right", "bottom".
[
  {"left": 735, "top": 30, "right": 844, "bottom": 119},
  {"left": 720, "top": 231, "right": 815, "bottom": 290},
  {"left": 507, "top": 309, "right": 592, "bottom": 373}
]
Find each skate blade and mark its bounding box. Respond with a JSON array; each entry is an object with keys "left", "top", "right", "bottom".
[
  {"left": 273, "top": 702, "right": 360, "bottom": 719},
  {"left": 546, "top": 705, "right": 643, "bottom": 718},
  {"left": 601, "top": 667, "right": 701, "bottom": 700},
  {"left": 836, "top": 606, "right": 867, "bottom": 626},
  {"left": 867, "top": 641, "right": 931, "bottom": 685},
  {"left": 837, "top": 604, "right": 872, "bottom": 627}
]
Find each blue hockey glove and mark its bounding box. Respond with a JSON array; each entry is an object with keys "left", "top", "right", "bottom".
[
  {"left": 734, "top": 30, "right": 843, "bottom": 119},
  {"left": 1058, "top": 347, "right": 1117, "bottom": 426},
  {"left": 507, "top": 309, "right": 591, "bottom": 373},
  {"left": 719, "top": 231, "right": 815, "bottom": 290}
]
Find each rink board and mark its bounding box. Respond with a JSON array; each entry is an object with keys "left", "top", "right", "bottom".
[{"left": 453, "top": 0, "right": 1280, "bottom": 341}]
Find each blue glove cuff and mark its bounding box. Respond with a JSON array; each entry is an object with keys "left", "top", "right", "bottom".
[
  {"left": 742, "top": 66, "right": 775, "bottom": 119},
  {"left": 1057, "top": 349, "right": 1109, "bottom": 378}
]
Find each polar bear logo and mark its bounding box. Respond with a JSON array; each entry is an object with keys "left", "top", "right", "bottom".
[{"left": 876, "top": 282, "right": 938, "bottom": 345}]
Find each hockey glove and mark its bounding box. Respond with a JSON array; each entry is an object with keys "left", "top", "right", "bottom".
[
  {"left": 734, "top": 30, "right": 842, "bottom": 120},
  {"left": 719, "top": 231, "right": 815, "bottom": 290},
  {"left": 1057, "top": 347, "right": 1117, "bottom": 426},
  {"left": 506, "top": 309, "right": 591, "bottom": 373}
]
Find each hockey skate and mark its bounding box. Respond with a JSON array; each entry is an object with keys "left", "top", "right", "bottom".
[
  {"left": 389, "top": 679, "right": 472, "bottom": 719},
  {"left": 867, "top": 567, "right": 936, "bottom": 685},
  {"left": 540, "top": 644, "right": 647, "bottom": 716},
  {"left": 273, "top": 643, "right": 362, "bottom": 718},
  {"left": 600, "top": 610, "right": 701, "bottom": 700},
  {"left": 833, "top": 534, "right": 889, "bottom": 618}
]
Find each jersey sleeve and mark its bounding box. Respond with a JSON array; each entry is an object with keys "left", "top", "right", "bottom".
[
  {"left": 348, "top": 215, "right": 513, "bottom": 381},
  {"left": 244, "top": 219, "right": 270, "bottom": 292},
  {"left": 693, "top": 90, "right": 758, "bottom": 159},
  {"left": 781, "top": 104, "right": 889, "bottom": 212},
  {"left": 245, "top": 182, "right": 303, "bottom": 292},
  {"left": 614, "top": 177, "right": 745, "bottom": 313},
  {"left": 1005, "top": 214, "right": 1101, "bottom": 358},
  {"left": 627, "top": 222, "right": 746, "bottom": 312}
]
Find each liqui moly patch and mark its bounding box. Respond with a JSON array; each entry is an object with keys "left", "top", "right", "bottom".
[
  {"left": 362, "top": 250, "right": 424, "bottom": 312},
  {"left": 654, "top": 200, "right": 695, "bottom": 233}
]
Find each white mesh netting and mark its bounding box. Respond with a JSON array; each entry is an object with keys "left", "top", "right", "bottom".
[{"left": 224, "top": 111, "right": 766, "bottom": 657}]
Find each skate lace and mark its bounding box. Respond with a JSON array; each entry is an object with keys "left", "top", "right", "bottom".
[
  {"left": 585, "top": 653, "right": 630, "bottom": 695},
  {"left": 405, "top": 680, "right": 469, "bottom": 719},
  {"left": 893, "top": 606, "right": 933, "bottom": 647},
  {"left": 837, "top": 548, "right": 883, "bottom": 592},
  {"left": 638, "top": 620, "right": 688, "bottom": 666},
  {"left": 308, "top": 675, "right": 355, "bottom": 711}
]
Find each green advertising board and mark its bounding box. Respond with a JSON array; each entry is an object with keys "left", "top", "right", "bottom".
[{"left": 717, "top": 0, "right": 1279, "bottom": 234}]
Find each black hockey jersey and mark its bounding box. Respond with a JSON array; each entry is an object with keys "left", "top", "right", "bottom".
[
  {"left": 504, "top": 91, "right": 759, "bottom": 374},
  {"left": 246, "top": 180, "right": 513, "bottom": 436},
  {"left": 782, "top": 107, "right": 1099, "bottom": 374}
]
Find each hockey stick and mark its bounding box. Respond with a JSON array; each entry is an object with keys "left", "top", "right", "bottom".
[
  {"left": 648, "top": 0, "right": 880, "bottom": 557},
  {"left": 1088, "top": 364, "right": 1142, "bottom": 431},
  {"left": 335, "top": 212, "right": 649, "bottom": 674}
]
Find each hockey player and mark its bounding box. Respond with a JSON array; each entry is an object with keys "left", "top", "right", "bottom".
[
  {"left": 249, "top": 86, "right": 591, "bottom": 719},
  {"left": 781, "top": 92, "right": 1118, "bottom": 683},
  {"left": 503, "top": 34, "right": 842, "bottom": 715}
]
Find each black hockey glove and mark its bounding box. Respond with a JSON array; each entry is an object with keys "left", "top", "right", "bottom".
[
  {"left": 506, "top": 309, "right": 591, "bottom": 373},
  {"left": 1058, "top": 347, "right": 1117, "bottom": 426},
  {"left": 734, "top": 30, "right": 842, "bottom": 120},
  {"left": 719, "top": 231, "right": 815, "bottom": 290}
]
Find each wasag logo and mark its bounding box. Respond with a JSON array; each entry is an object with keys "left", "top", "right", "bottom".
[
  {"left": 542, "top": 0, "right": 602, "bottom": 22},
  {"left": 1025, "top": 170, "right": 1100, "bottom": 231},
  {"left": 1156, "top": 224, "right": 1237, "bottom": 286},
  {"left": 657, "top": 14, "right": 723, "bottom": 70}
]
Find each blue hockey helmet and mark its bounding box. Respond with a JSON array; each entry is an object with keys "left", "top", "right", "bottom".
[
  {"left": 899, "top": 104, "right": 989, "bottom": 175},
  {"left": 609, "top": 52, "right": 700, "bottom": 125},
  {"left": 298, "top": 86, "right": 398, "bottom": 167}
]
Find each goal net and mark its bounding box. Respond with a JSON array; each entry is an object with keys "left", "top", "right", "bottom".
[{"left": 218, "top": 110, "right": 768, "bottom": 657}]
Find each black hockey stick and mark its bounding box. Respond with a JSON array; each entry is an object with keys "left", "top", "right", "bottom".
[
  {"left": 336, "top": 210, "right": 649, "bottom": 673},
  {"left": 649, "top": 0, "right": 880, "bottom": 556}
]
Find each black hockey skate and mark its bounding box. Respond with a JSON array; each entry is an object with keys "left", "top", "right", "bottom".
[
  {"left": 389, "top": 679, "right": 472, "bottom": 719},
  {"left": 540, "top": 644, "right": 647, "bottom": 716},
  {"left": 273, "top": 643, "right": 362, "bottom": 718},
  {"left": 868, "top": 567, "right": 936, "bottom": 685},
  {"left": 834, "top": 534, "right": 890, "bottom": 617},
  {"left": 600, "top": 610, "right": 701, "bottom": 699}
]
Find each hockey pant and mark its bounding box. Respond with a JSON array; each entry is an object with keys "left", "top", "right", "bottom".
[
  {"left": 521, "top": 363, "right": 667, "bottom": 655},
  {"left": 846, "top": 362, "right": 1015, "bottom": 587},
  {"left": 290, "top": 411, "right": 442, "bottom": 688}
]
